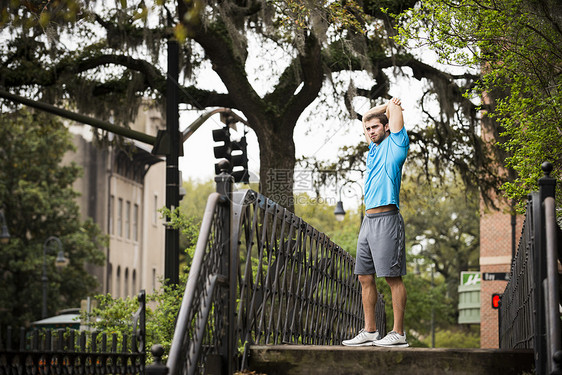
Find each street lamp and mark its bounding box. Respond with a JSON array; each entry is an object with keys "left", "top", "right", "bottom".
[
  {"left": 42, "top": 236, "right": 69, "bottom": 319},
  {"left": 0, "top": 210, "right": 10, "bottom": 244},
  {"left": 334, "top": 201, "right": 346, "bottom": 222},
  {"left": 334, "top": 181, "right": 364, "bottom": 225}
]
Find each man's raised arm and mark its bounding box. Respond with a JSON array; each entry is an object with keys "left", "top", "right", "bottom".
[{"left": 386, "top": 97, "right": 404, "bottom": 133}]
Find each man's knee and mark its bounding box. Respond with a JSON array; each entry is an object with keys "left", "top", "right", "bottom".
[
  {"left": 385, "top": 276, "right": 404, "bottom": 289},
  {"left": 358, "top": 274, "right": 376, "bottom": 287}
]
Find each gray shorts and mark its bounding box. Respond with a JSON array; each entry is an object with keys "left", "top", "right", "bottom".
[{"left": 355, "top": 210, "right": 406, "bottom": 277}]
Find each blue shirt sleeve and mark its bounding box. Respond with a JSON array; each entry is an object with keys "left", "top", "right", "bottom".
[{"left": 389, "top": 127, "right": 409, "bottom": 148}]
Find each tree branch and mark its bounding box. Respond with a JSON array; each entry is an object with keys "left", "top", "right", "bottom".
[
  {"left": 282, "top": 32, "right": 324, "bottom": 125},
  {"left": 192, "top": 21, "right": 265, "bottom": 124}
]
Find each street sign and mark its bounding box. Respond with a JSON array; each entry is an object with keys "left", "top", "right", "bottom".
[
  {"left": 460, "top": 271, "right": 481, "bottom": 286},
  {"left": 482, "top": 272, "right": 510, "bottom": 281}
]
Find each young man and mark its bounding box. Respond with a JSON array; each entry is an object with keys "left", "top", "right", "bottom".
[{"left": 342, "top": 97, "right": 410, "bottom": 347}]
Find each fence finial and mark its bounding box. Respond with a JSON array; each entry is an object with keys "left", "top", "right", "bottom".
[
  {"left": 542, "top": 161, "right": 553, "bottom": 176},
  {"left": 146, "top": 344, "right": 168, "bottom": 375}
]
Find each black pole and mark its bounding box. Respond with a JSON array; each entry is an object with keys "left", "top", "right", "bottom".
[
  {"left": 42, "top": 236, "right": 63, "bottom": 319},
  {"left": 164, "top": 40, "right": 180, "bottom": 285},
  {"left": 511, "top": 199, "right": 516, "bottom": 260},
  {"left": 215, "top": 161, "right": 233, "bottom": 374},
  {"left": 42, "top": 246, "right": 48, "bottom": 319}
]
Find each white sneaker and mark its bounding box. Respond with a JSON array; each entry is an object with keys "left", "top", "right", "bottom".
[
  {"left": 342, "top": 329, "right": 380, "bottom": 346},
  {"left": 373, "top": 331, "right": 409, "bottom": 347}
]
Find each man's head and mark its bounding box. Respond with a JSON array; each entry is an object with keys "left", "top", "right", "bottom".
[
  {"left": 363, "top": 110, "right": 390, "bottom": 145},
  {"left": 363, "top": 111, "right": 389, "bottom": 127}
]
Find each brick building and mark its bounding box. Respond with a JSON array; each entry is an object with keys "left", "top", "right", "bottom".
[{"left": 479, "top": 198, "right": 523, "bottom": 348}]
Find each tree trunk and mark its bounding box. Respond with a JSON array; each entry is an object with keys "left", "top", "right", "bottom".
[{"left": 255, "top": 122, "right": 296, "bottom": 212}]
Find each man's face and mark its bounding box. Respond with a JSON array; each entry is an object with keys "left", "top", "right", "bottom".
[{"left": 364, "top": 118, "right": 389, "bottom": 145}]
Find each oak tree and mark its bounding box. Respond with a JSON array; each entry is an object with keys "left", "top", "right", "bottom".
[{"left": 1, "top": 0, "right": 484, "bottom": 211}]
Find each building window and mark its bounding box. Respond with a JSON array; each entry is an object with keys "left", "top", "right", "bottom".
[
  {"left": 152, "top": 268, "right": 157, "bottom": 292},
  {"left": 124, "top": 268, "right": 129, "bottom": 297},
  {"left": 133, "top": 204, "right": 139, "bottom": 242},
  {"left": 116, "top": 266, "right": 121, "bottom": 299},
  {"left": 117, "top": 198, "right": 123, "bottom": 237},
  {"left": 132, "top": 270, "right": 137, "bottom": 295},
  {"left": 125, "top": 201, "right": 131, "bottom": 239},
  {"left": 107, "top": 263, "right": 113, "bottom": 295},
  {"left": 109, "top": 195, "right": 114, "bottom": 235}
]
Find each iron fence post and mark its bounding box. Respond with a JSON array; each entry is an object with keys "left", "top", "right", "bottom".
[
  {"left": 539, "top": 161, "right": 562, "bottom": 375},
  {"left": 535, "top": 162, "right": 556, "bottom": 374},
  {"left": 215, "top": 160, "right": 233, "bottom": 374}
]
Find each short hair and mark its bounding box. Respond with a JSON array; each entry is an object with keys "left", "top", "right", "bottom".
[{"left": 362, "top": 108, "right": 389, "bottom": 126}]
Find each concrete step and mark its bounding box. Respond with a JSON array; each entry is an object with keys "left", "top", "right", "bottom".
[{"left": 247, "top": 345, "right": 534, "bottom": 375}]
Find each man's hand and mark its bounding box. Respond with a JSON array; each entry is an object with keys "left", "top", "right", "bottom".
[{"left": 386, "top": 98, "right": 403, "bottom": 118}]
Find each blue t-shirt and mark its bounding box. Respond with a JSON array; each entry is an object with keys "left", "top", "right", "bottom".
[{"left": 364, "top": 127, "right": 409, "bottom": 210}]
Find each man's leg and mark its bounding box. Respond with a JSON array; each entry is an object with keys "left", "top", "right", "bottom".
[
  {"left": 385, "top": 276, "right": 407, "bottom": 334},
  {"left": 342, "top": 273, "right": 380, "bottom": 345},
  {"left": 358, "top": 274, "right": 378, "bottom": 332}
]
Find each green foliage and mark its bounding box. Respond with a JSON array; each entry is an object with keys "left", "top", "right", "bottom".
[
  {"left": 84, "top": 278, "right": 186, "bottom": 361},
  {"left": 84, "top": 204, "right": 199, "bottom": 360},
  {"left": 177, "top": 179, "right": 212, "bottom": 265},
  {"left": 423, "top": 327, "right": 480, "bottom": 349},
  {"left": 161, "top": 205, "right": 200, "bottom": 269},
  {"left": 401, "top": 170, "right": 480, "bottom": 321},
  {"left": 395, "top": 0, "right": 562, "bottom": 209},
  {"left": 293, "top": 192, "right": 362, "bottom": 255},
  {"left": 0, "top": 109, "right": 106, "bottom": 327},
  {"left": 179, "top": 179, "right": 215, "bottom": 223},
  {"left": 328, "top": 223, "right": 360, "bottom": 257},
  {"left": 374, "top": 252, "right": 456, "bottom": 347},
  {"left": 0, "top": 0, "right": 83, "bottom": 29},
  {"left": 275, "top": 0, "right": 367, "bottom": 33}
]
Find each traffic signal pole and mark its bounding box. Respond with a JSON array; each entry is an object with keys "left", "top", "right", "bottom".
[{"left": 165, "top": 40, "right": 181, "bottom": 285}]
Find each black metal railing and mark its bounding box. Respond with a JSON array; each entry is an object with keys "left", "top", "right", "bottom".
[
  {"left": 498, "top": 194, "right": 537, "bottom": 350},
  {"left": 499, "top": 162, "right": 561, "bottom": 374},
  {"left": 0, "top": 290, "right": 146, "bottom": 375},
  {"left": 164, "top": 173, "right": 385, "bottom": 375}
]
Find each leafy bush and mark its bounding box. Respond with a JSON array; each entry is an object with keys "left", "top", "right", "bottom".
[{"left": 83, "top": 208, "right": 196, "bottom": 362}]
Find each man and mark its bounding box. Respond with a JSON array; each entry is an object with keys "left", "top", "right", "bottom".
[{"left": 342, "top": 97, "right": 410, "bottom": 347}]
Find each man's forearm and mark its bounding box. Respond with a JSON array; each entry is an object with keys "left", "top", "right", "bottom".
[
  {"left": 370, "top": 102, "right": 388, "bottom": 115},
  {"left": 387, "top": 98, "right": 404, "bottom": 132}
]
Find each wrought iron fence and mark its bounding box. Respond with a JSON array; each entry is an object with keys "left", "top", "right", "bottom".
[
  {"left": 165, "top": 175, "right": 385, "bottom": 375},
  {"left": 498, "top": 194, "right": 537, "bottom": 350},
  {"left": 0, "top": 290, "right": 146, "bottom": 375},
  {"left": 499, "top": 162, "right": 561, "bottom": 374}
]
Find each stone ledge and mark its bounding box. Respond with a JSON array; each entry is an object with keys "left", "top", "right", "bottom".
[{"left": 248, "top": 345, "right": 534, "bottom": 375}]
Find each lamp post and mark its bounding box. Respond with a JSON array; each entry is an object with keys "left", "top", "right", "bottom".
[
  {"left": 42, "top": 236, "right": 69, "bottom": 319},
  {"left": 0, "top": 210, "right": 10, "bottom": 244},
  {"left": 334, "top": 181, "right": 364, "bottom": 226}
]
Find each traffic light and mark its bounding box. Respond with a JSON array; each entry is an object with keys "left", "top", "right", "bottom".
[
  {"left": 212, "top": 126, "right": 231, "bottom": 174},
  {"left": 231, "top": 135, "right": 249, "bottom": 183},
  {"left": 491, "top": 294, "right": 500, "bottom": 309}
]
